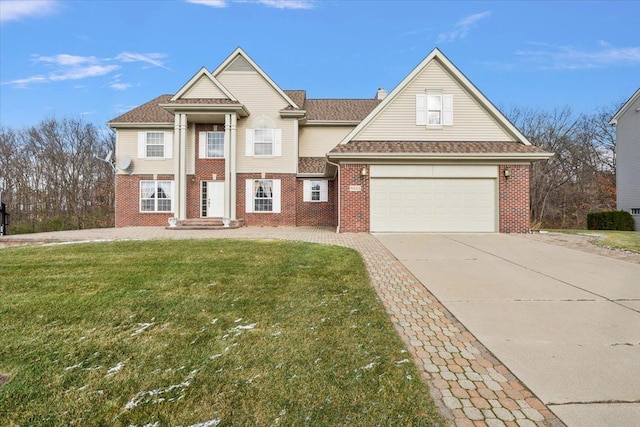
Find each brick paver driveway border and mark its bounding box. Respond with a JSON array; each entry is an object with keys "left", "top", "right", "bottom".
[{"left": 2, "top": 227, "right": 564, "bottom": 426}]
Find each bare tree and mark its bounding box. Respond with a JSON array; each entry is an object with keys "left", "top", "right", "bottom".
[{"left": 0, "top": 117, "right": 115, "bottom": 233}]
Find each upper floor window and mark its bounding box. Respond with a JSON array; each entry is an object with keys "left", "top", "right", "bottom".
[
  {"left": 138, "top": 131, "right": 173, "bottom": 159},
  {"left": 199, "top": 131, "right": 224, "bottom": 158},
  {"left": 416, "top": 93, "right": 453, "bottom": 127},
  {"left": 245, "top": 115, "right": 282, "bottom": 157}
]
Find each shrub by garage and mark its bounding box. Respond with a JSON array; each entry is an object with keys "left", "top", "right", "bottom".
[{"left": 587, "top": 211, "right": 635, "bottom": 231}]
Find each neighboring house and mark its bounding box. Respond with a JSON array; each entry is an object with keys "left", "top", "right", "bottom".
[
  {"left": 610, "top": 88, "right": 640, "bottom": 231},
  {"left": 108, "top": 47, "right": 552, "bottom": 233}
]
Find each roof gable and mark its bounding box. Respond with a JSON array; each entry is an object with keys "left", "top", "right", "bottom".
[
  {"left": 610, "top": 87, "right": 640, "bottom": 125},
  {"left": 339, "top": 48, "right": 532, "bottom": 145},
  {"left": 212, "top": 47, "right": 300, "bottom": 109},
  {"left": 171, "top": 67, "right": 236, "bottom": 102}
]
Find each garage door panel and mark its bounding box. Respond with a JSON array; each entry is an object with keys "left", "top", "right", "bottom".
[{"left": 370, "top": 178, "right": 496, "bottom": 232}]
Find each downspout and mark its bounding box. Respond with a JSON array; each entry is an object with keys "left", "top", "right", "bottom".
[{"left": 326, "top": 155, "right": 340, "bottom": 233}]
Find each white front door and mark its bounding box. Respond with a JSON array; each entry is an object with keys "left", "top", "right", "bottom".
[{"left": 205, "top": 181, "right": 224, "bottom": 217}]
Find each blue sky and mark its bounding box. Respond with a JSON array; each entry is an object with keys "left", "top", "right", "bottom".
[{"left": 1, "top": 0, "right": 638, "bottom": 129}]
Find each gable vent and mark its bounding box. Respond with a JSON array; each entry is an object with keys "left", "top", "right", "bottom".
[{"left": 226, "top": 55, "right": 256, "bottom": 72}]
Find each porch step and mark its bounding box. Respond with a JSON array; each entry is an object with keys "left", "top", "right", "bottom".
[{"left": 166, "top": 218, "right": 244, "bottom": 230}]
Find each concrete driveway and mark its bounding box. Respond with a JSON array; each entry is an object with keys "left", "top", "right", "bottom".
[{"left": 375, "top": 233, "right": 640, "bottom": 427}]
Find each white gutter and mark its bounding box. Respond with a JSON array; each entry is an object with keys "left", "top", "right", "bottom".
[
  {"left": 328, "top": 152, "right": 554, "bottom": 161},
  {"left": 325, "top": 156, "right": 341, "bottom": 233}
]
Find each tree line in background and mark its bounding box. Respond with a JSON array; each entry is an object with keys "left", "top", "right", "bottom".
[
  {"left": 0, "top": 117, "right": 115, "bottom": 234},
  {"left": 0, "top": 103, "right": 620, "bottom": 234}
]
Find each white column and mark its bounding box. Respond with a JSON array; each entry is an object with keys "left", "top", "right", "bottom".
[
  {"left": 230, "top": 113, "right": 237, "bottom": 221},
  {"left": 179, "top": 113, "right": 187, "bottom": 220},
  {"left": 173, "top": 114, "right": 182, "bottom": 221},
  {"left": 223, "top": 114, "right": 231, "bottom": 226}
]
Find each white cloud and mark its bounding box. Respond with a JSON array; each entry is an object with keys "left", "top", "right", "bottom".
[
  {"left": 186, "top": 0, "right": 315, "bottom": 9},
  {"left": 0, "top": 0, "right": 58, "bottom": 23},
  {"left": 516, "top": 42, "right": 640, "bottom": 70},
  {"left": 3, "top": 51, "right": 168, "bottom": 88},
  {"left": 436, "top": 11, "right": 491, "bottom": 44},
  {"left": 254, "top": 0, "right": 315, "bottom": 9},
  {"left": 186, "top": 0, "right": 227, "bottom": 6},
  {"left": 115, "top": 52, "right": 168, "bottom": 69}
]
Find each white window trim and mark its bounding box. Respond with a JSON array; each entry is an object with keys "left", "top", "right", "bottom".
[
  {"left": 139, "top": 180, "right": 174, "bottom": 213},
  {"left": 245, "top": 128, "right": 282, "bottom": 157},
  {"left": 199, "top": 131, "right": 225, "bottom": 159},
  {"left": 245, "top": 179, "right": 281, "bottom": 213},
  {"left": 303, "top": 180, "right": 328, "bottom": 202},
  {"left": 416, "top": 92, "right": 453, "bottom": 127},
  {"left": 137, "top": 131, "right": 173, "bottom": 159},
  {"left": 631, "top": 208, "right": 640, "bottom": 215}
]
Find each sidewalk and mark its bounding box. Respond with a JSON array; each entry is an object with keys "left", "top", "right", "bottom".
[{"left": 2, "top": 227, "right": 563, "bottom": 426}]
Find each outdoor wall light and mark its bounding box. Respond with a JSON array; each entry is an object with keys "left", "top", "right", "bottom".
[
  {"left": 190, "top": 176, "right": 196, "bottom": 183},
  {"left": 361, "top": 167, "right": 368, "bottom": 177},
  {"left": 503, "top": 168, "right": 512, "bottom": 178}
]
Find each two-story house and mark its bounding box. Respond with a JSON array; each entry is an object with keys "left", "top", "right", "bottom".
[
  {"left": 108, "top": 47, "right": 552, "bottom": 233},
  {"left": 610, "top": 88, "right": 640, "bottom": 231}
]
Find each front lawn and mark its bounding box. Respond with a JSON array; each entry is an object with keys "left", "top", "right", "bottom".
[
  {"left": 0, "top": 240, "right": 444, "bottom": 426},
  {"left": 548, "top": 229, "right": 640, "bottom": 254}
]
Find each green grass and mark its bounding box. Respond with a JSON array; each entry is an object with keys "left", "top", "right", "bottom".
[
  {"left": 547, "top": 229, "right": 640, "bottom": 254},
  {"left": 0, "top": 240, "right": 444, "bottom": 426}
]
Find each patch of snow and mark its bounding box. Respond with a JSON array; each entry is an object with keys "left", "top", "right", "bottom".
[
  {"left": 185, "top": 419, "right": 221, "bottom": 427},
  {"left": 107, "top": 362, "right": 125, "bottom": 375},
  {"left": 395, "top": 359, "right": 410, "bottom": 365},
  {"left": 131, "top": 321, "right": 155, "bottom": 336},
  {"left": 245, "top": 374, "right": 260, "bottom": 384},
  {"left": 210, "top": 318, "right": 218, "bottom": 325},
  {"left": 234, "top": 318, "right": 243, "bottom": 323},
  {"left": 209, "top": 354, "right": 223, "bottom": 360},
  {"left": 359, "top": 362, "right": 377, "bottom": 371},
  {"left": 124, "top": 380, "right": 191, "bottom": 410},
  {"left": 272, "top": 331, "right": 282, "bottom": 337},
  {"left": 64, "top": 361, "right": 85, "bottom": 371}
]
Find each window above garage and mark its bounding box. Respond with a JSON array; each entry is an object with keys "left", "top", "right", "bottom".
[{"left": 416, "top": 92, "right": 453, "bottom": 127}]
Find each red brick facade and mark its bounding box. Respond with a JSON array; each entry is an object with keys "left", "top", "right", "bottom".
[
  {"left": 339, "top": 164, "right": 370, "bottom": 233},
  {"left": 237, "top": 173, "right": 297, "bottom": 227},
  {"left": 115, "top": 174, "right": 175, "bottom": 227},
  {"left": 498, "top": 164, "right": 531, "bottom": 233},
  {"left": 295, "top": 179, "right": 337, "bottom": 227}
]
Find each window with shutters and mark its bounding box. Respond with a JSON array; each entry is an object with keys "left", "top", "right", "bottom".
[
  {"left": 245, "top": 116, "right": 282, "bottom": 157},
  {"left": 138, "top": 131, "right": 173, "bottom": 159},
  {"left": 303, "top": 180, "right": 328, "bottom": 202},
  {"left": 416, "top": 93, "right": 453, "bottom": 127},
  {"left": 245, "top": 179, "right": 281, "bottom": 213}
]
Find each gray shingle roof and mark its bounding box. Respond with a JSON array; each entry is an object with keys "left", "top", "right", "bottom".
[
  {"left": 298, "top": 157, "right": 326, "bottom": 174},
  {"left": 330, "top": 141, "right": 549, "bottom": 154},
  {"left": 109, "top": 95, "right": 174, "bottom": 123},
  {"left": 303, "top": 99, "right": 381, "bottom": 121}
]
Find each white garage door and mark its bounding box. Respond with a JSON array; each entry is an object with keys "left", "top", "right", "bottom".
[{"left": 370, "top": 178, "right": 496, "bottom": 232}]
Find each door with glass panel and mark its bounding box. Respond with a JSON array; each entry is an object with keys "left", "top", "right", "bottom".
[{"left": 201, "top": 181, "right": 224, "bottom": 217}]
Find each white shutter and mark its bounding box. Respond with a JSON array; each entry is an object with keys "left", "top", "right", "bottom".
[
  {"left": 272, "top": 179, "right": 281, "bottom": 213},
  {"left": 320, "top": 180, "right": 328, "bottom": 202},
  {"left": 303, "top": 180, "right": 311, "bottom": 202},
  {"left": 273, "top": 129, "right": 282, "bottom": 157},
  {"left": 164, "top": 132, "right": 173, "bottom": 159},
  {"left": 138, "top": 132, "right": 146, "bottom": 158},
  {"left": 245, "top": 129, "right": 254, "bottom": 156},
  {"left": 443, "top": 94, "right": 453, "bottom": 126},
  {"left": 416, "top": 94, "right": 427, "bottom": 125},
  {"left": 245, "top": 179, "right": 254, "bottom": 213},
  {"left": 199, "top": 132, "right": 207, "bottom": 158}
]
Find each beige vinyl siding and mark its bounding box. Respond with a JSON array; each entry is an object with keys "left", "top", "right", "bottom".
[
  {"left": 183, "top": 76, "right": 227, "bottom": 99},
  {"left": 115, "top": 129, "right": 175, "bottom": 175},
  {"left": 186, "top": 124, "right": 195, "bottom": 174},
  {"left": 218, "top": 71, "right": 296, "bottom": 173},
  {"left": 299, "top": 126, "right": 354, "bottom": 157},
  {"left": 356, "top": 59, "right": 513, "bottom": 142},
  {"left": 615, "top": 94, "right": 640, "bottom": 230}
]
